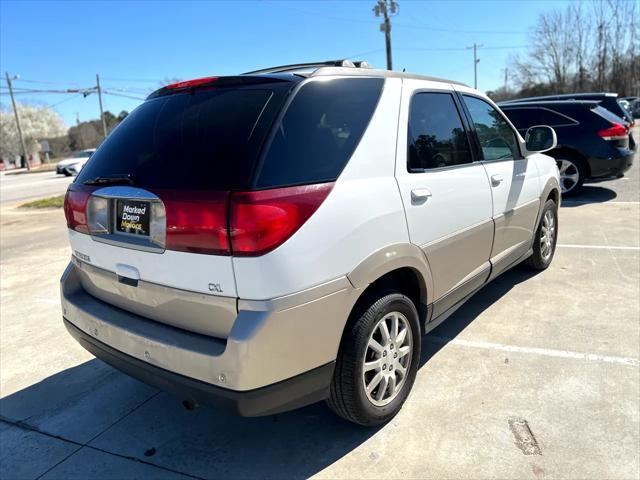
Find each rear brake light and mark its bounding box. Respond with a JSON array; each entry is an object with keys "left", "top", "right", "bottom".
[
  {"left": 166, "top": 76, "right": 218, "bottom": 90},
  {"left": 598, "top": 122, "right": 628, "bottom": 140},
  {"left": 229, "top": 183, "right": 334, "bottom": 257},
  {"left": 63, "top": 186, "right": 92, "bottom": 234},
  {"left": 159, "top": 190, "right": 230, "bottom": 255}
]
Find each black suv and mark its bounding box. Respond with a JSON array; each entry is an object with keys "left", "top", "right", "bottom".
[
  {"left": 499, "top": 100, "right": 635, "bottom": 195},
  {"left": 501, "top": 92, "right": 635, "bottom": 127}
]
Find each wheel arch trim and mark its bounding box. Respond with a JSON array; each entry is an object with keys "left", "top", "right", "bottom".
[
  {"left": 535, "top": 177, "right": 561, "bottom": 228},
  {"left": 347, "top": 243, "right": 434, "bottom": 307}
]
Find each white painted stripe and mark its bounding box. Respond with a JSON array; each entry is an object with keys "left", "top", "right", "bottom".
[
  {"left": 557, "top": 244, "right": 640, "bottom": 251},
  {"left": 562, "top": 200, "right": 639, "bottom": 205},
  {"left": 427, "top": 336, "right": 640, "bottom": 367}
]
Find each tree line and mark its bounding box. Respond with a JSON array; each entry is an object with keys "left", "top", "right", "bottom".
[
  {"left": 489, "top": 0, "right": 638, "bottom": 101},
  {"left": 0, "top": 106, "right": 128, "bottom": 162}
]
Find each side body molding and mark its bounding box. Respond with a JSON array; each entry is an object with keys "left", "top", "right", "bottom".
[{"left": 347, "top": 243, "right": 434, "bottom": 307}]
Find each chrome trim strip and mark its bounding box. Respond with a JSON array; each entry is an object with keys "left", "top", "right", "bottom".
[{"left": 89, "top": 186, "right": 166, "bottom": 254}]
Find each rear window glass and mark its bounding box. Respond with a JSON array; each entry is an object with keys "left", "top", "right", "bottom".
[
  {"left": 594, "top": 105, "right": 627, "bottom": 124},
  {"left": 76, "top": 87, "right": 282, "bottom": 190},
  {"left": 254, "top": 77, "right": 384, "bottom": 188}
]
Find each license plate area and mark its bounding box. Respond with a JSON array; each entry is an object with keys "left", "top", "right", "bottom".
[
  {"left": 115, "top": 199, "right": 150, "bottom": 237},
  {"left": 87, "top": 186, "right": 166, "bottom": 253}
]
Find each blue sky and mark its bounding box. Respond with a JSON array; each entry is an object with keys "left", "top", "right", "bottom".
[{"left": 1, "top": 0, "right": 572, "bottom": 127}]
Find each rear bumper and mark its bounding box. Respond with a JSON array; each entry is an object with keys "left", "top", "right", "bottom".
[
  {"left": 61, "top": 260, "right": 361, "bottom": 415},
  {"left": 64, "top": 318, "right": 334, "bottom": 416},
  {"left": 587, "top": 150, "right": 634, "bottom": 179}
]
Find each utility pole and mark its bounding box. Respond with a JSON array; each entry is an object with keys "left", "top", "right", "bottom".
[
  {"left": 467, "top": 43, "right": 483, "bottom": 89},
  {"left": 96, "top": 74, "right": 107, "bottom": 138},
  {"left": 503, "top": 68, "right": 509, "bottom": 91},
  {"left": 5, "top": 72, "right": 30, "bottom": 171},
  {"left": 373, "top": 0, "right": 398, "bottom": 71}
]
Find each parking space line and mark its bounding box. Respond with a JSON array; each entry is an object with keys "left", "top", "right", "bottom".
[
  {"left": 556, "top": 244, "right": 640, "bottom": 250},
  {"left": 427, "top": 336, "right": 640, "bottom": 367},
  {"left": 562, "top": 200, "right": 639, "bottom": 205}
]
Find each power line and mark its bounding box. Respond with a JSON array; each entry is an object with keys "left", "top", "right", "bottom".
[
  {"left": 101, "top": 76, "right": 162, "bottom": 83},
  {"left": 103, "top": 91, "right": 146, "bottom": 101},
  {"left": 266, "top": 1, "right": 527, "bottom": 35},
  {"left": 51, "top": 93, "right": 82, "bottom": 107}
]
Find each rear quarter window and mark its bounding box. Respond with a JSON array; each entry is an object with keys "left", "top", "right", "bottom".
[{"left": 253, "top": 77, "right": 384, "bottom": 189}]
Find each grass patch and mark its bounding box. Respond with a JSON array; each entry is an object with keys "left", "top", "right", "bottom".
[{"left": 20, "top": 195, "right": 65, "bottom": 209}]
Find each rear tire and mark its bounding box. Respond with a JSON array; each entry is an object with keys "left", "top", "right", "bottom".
[
  {"left": 63, "top": 170, "right": 72, "bottom": 177},
  {"left": 555, "top": 156, "right": 586, "bottom": 196},
  {"left": 525, "top": 199, "right": 558, "bottom": 270},
  {"left": 327, "top": 292, "right": 421, "bottom": 426}
]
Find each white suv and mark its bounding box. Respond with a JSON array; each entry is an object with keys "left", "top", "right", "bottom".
[{"left": 61, "top": 61, "right": 560, "bottom": 426}]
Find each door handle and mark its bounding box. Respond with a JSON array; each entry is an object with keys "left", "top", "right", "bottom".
[
  {"left": 490, "top": 174, "right": 504, "bottom": 186},
  {"left": 411, "top": 188, "right": 432, "bottom": 203}
]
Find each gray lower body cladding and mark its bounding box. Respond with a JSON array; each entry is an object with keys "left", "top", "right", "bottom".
[
  {"left": 61, "top": 260, "right": 362, "bottom": 406},
  {"left": 64, "top": 318, "right": 334, "bottom": 416}
]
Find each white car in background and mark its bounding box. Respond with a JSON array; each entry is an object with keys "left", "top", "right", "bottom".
[{"left": 55, "top": 149, "right": 96, "bottom": 176}]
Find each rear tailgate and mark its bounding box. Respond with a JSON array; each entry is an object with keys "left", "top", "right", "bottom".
[{"left": 66, "top": 78, "right": 291, "bottom": 336}]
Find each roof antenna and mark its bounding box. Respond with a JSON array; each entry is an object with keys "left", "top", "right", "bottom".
[{"left": 402, "top": 68, "right": 406, "bottom": 72}]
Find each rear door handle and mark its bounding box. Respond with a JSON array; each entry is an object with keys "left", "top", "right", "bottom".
[
  {"left": 411, "top": 188, "right": 432, "bottom": 203},
  {"left": 491, "top": 174, "right": 504, "bottom": 186}
]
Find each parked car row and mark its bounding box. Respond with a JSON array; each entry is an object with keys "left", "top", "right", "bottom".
[{"left": 499, "top": 92, "right": 635, "bottom": 195}]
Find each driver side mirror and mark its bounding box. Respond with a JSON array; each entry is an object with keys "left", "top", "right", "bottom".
[{"left": 524, "top": 125, "right": 557, "bottom": 153}]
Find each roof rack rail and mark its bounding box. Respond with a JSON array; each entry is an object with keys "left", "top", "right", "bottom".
[{"left": 242, "top": 59, "right": 361, "bottom": 75}]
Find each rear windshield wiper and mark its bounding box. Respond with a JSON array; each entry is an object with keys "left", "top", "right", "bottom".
[{"left": 83, "top": 174, "right": 137, "bottom": 186}]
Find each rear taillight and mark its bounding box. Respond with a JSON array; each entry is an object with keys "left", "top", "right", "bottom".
[
  {"left": 229, "top": 183, "right": 334, "bottom": 257},
  {"left": 63, "top": 186, "right": 92, "bottom": 234},
  {"left": 64, "top": 183, "right": 333, "bottom": 257},
  {"left": 598, "top": 122, "right": 628, "bottom": 140},
  {"left": 159, "top": 190, "right": 230, "bottom": 255}
]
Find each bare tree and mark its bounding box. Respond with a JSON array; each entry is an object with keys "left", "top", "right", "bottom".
[{"left": 510, "top": 0, "right": 638, "bottom": 97}]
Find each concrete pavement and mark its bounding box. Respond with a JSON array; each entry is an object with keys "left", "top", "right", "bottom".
[{"left": 0, "top": 133, "right": 638, "bottom": 479}]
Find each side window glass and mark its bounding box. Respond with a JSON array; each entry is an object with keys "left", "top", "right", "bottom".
[
  {"left": 407, "top": 92, "right": 472, "bottom": 171},
  {"left": 463, "top": 96, "right": 519, "bottom": 161}
]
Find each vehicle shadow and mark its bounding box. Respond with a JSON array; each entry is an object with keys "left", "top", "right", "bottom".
[
  {"left": 0, "top": 267, "right": 540, "bottom": 480},
  {"left": 419, "top": 266, "right": 539, "bottom": 367},
  {"left": 561, "top": 185, "right": 617, "bottom": 207}
]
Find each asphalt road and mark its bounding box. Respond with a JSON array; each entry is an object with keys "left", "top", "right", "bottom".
[
  {"left": 0, "top": 170, "right": 72, "bottom": 205},
  {"left": 0, "top": 129, "right": 638, "bottom": 479}
]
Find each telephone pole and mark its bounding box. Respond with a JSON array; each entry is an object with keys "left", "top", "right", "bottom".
[
  {"left": 5, "top": 72, "right": 30, "bottom": 171},
  {"left": 467, "top": 43, "right": 483, "bottom": 89},
  {"left": 503, "top": 68, "right": 509, "bottom": 91},
  {"left": 373, "top": 0, "right": 398, "bottom": 71},
  {"left": 96, "top": 74, "right": 107, "bottom": 138}
]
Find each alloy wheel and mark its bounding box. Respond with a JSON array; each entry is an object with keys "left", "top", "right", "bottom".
[
  {"left": 540, "top": 209, "right": 556, "bottom": 261},
  {"left": 362, "top": 311, "right": 413, "bottom": 407},
  {"left": 558, "top": 159, "right": 580, "bottom": 194}
]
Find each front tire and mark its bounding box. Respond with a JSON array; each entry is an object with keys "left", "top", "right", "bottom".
[
  {"left": 525, "top": 199, "right": 558, "bottom": 270},
  {"left": 327, "top": 292, "right": 421, "bottom": 426}
]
